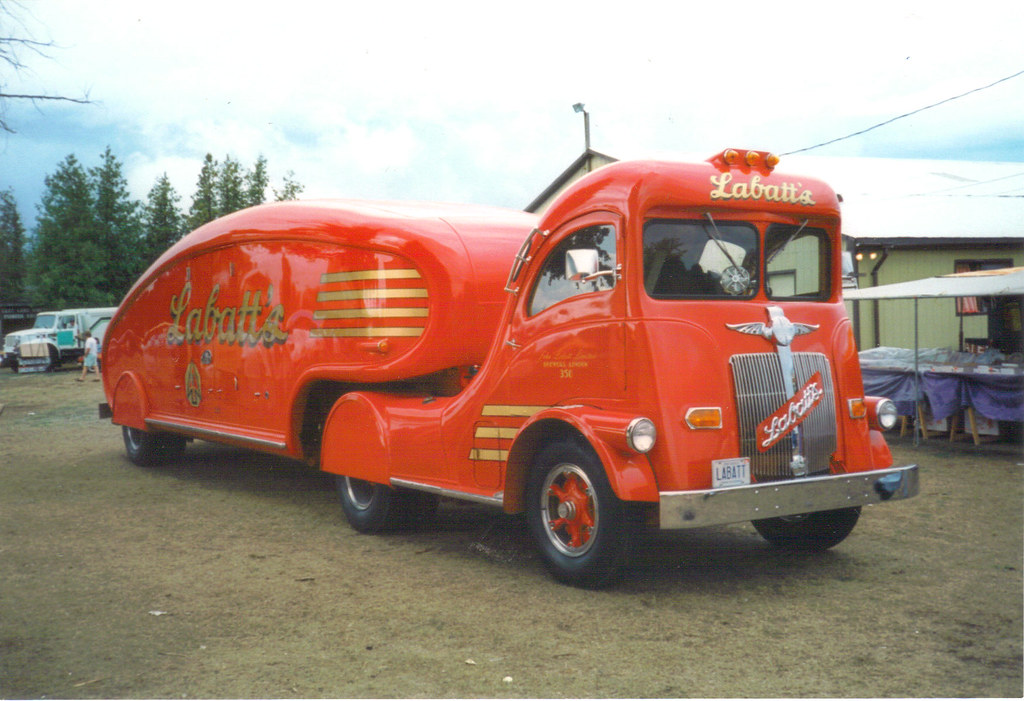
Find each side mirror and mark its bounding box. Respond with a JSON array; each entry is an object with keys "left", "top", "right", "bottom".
[
  {"left": 566, "top": 249, "right": 601, "bottom": 281},
  {"left": 841, "top": 251, "right": 858, "bottom": 289}
]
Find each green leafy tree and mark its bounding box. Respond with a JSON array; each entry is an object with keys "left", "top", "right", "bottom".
[
  {"left": 274, "top": 170, "right": 305, "bottom": 201},
  {"left": 31, "top": 154, "right": 103, "bottom": 308},
  {"left": 245, "top": 154, "right": 269, "bottom": 207},
  {"left": 142, "top": 173, "right": 184, "bottom": 265},
  {"left": 216, "top": 154, "right": 246, "bottom": 216},
  {"left": 187, "top": 153, "right": 218, "bottom": 230},
  {"left": 90, "top": 147, "right": 142, "bottom": 303},
  {"left": 0, "top": 188, "right": 27, "bottom": 299}
]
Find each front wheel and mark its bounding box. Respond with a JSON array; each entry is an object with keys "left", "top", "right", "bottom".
[
  {"left": 122, "top": 426, "right": 186, "bottom": 466},
  {"left": 526, "top": 440, "right": 634, "bottom": 588},
  {"left": 752, "top": 506, "right": 861, "bottom": 551}
]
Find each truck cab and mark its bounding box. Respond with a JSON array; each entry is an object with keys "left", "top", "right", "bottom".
[
  {"left": 318, "top": 152, "right": 917, "bottom": 585},
  {"left": 5, "top": 308, "right": 116, "bottom": 372}
]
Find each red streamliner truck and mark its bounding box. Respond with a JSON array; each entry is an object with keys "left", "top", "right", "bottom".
[{"left": 100, "top": 150, "right": 918, "bottom": 586}]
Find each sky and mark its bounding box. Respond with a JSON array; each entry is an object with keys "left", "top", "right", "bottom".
[{"left": 2, "top": 0, "right": 1023, "bottom": 229}]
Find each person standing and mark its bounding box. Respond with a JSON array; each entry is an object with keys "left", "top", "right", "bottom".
[{"left": 78, "top": 331, "right": 99, "bottom": 382}]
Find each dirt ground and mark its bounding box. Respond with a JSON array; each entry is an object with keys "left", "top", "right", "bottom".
[{"left": 0, "top": 367, "right": 1021, "bottom": 699}]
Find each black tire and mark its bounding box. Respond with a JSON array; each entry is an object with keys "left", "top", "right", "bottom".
[
  {"left": 752, "top": 506, "right": 861, "bottom": 551},
  {"left": 525, "top": 439, "right": 634, "bottom": 588},
  {"left": 122, "top": 426, "right": 186, "bottom": 467},
  {"left": 336, "top": 476, "right": 403, "bottom": 532}
]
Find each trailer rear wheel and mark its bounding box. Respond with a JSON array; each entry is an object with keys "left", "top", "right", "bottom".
[
  {"left": 336, "top": 476, "right": 402, "bottom": 532},
  {"left": 122, "top": 426, "right": 186, "bottom": 466},
  {"left": 752, "top": 506, "right": 861, "bottom": 551},
  {"left": 526, "top": 440, "right": 634, "bottom": 588}
]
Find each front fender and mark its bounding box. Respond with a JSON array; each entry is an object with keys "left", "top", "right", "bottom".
[{"left": 504, "top": 406, "right": 660, "bottom": 512}]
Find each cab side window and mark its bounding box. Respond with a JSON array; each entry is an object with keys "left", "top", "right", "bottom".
[{"left": 528, "top": 225, "right": 616, "bottom": 316}]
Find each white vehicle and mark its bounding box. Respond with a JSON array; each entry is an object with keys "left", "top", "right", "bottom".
[{"left": 3, "top": 308, "right": 117, "bottom": 372}]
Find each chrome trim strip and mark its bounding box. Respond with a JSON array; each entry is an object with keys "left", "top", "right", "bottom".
[
  {"left": 390, "top": 478, "right": 504, "bottom": 508},
  {"left": 145, "top": 419, "right": 288, "bottom": 451},
  {"left": 659, "top": 464, "right": 919, "bottom": 530}
]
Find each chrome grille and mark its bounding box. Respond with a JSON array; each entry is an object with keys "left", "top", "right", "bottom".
[{"left": 730, "top": 352, "right": 837, "bottom": 482}]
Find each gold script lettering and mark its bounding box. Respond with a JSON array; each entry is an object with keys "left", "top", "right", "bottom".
[
  {"left": 709, "top": 172, "right": 816, "bottom": 206},
  {"left": 167, "top": 279, "right": 289, "bottom": 348}
]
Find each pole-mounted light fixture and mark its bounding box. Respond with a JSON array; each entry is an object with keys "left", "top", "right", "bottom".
[{"left": 572, "top": 102, "right": 590, "bottom": 151}]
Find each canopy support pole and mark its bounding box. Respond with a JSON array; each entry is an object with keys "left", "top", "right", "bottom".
[{"left": 914, "top": 297, "right": 920, "bottom": 447}]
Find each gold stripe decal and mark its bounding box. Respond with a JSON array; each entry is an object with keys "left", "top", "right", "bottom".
[
  {"left": 481, "top": 405, "right": 550, "bottom": 417},
  {"left": 317, "top": 288, "right": 428, "bottom": 302},
  {"left": 310, "top": 327, "right": 424, "bottom": 338},
  {"left": 314, "top": 265, "right": 428, "bottom": 339},
  {"left": 321, "top": 269, "right": 421, "bottom": 284},
  {"left": 314, "top": 308, "right": 429, "bottom": 319},
  {"left": 474, "top": 427, "right": 519, "bottom": 439},
  {"left": 469, "top": 448, "right": 510, "bottom": 461}
]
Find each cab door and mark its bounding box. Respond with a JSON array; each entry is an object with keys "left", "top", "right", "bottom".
[{"left": 501, "top": 213, "right": 627, "bottom": 407}]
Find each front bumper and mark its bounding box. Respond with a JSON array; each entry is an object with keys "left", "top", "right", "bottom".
[{"left": 659, "top": 464, "right": 919, "bottom": 529}]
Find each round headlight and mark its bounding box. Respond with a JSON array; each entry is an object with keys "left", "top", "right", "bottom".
[
  {"left": 876, "top": 398, "right": 899, "bottom": 431},
  {"left": 626, "top": 418, "right": 657, "bottom": 454}
]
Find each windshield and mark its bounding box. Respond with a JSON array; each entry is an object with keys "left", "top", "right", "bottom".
[
  {"left": 33, "top": 314, "right": 56, "bottom": 329},
  {"left": 643, "top": 219, "right": 758, "bottom": 298},
  {"left": 765, "top": 224, "right": 831, "bottom": 300}
]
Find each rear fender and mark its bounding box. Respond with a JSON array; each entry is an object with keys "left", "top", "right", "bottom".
[
  {"left": 320, "top": 392, "right": 391, "bottom": 484},
  {"left": 503, "top": 406, "right": 659, "bottom": 513},
  {"left": 111, "top": 372, "right": 148, "bottom": 430}
]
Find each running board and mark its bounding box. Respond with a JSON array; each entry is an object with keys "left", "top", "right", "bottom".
[{"left": 390, "top": 478, "right": 504, "bottom": 508}]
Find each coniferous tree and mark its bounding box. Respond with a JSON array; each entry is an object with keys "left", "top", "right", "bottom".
[
  {"left": 216, "top": 155, "right": 246, "bottom": 216},
  {"left": 274, "top": 170, "right": 305, "bottom": 201},
  {"left": 31, "top": 154, "right": 103, "bottom": 308},
  {"left": 187, "top": 153, "right": 218, "bottom": 230},
  {"left": 142, "top": 173, "right": 184, "bottom": 266},
  {"left": 90, "top": 146, "right": 142, "bottom": 303},
  {"left": 0, "top": 188, "right": 27, "bottom": 300},
  {"left": 245, "top": 154, "right": 269, "bottom": 207}
]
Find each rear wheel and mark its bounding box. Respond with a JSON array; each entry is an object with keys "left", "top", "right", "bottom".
[
  {"left": 122, "top": 426, "right": 186, "bottom": 466},
  {"left": 336, "top": 476, "right": 400, "bottom": 532},
  {"left": 526, "top": 440, "right": 634, "bottom": 587},
  {"left": 336, "top": 476, "right": 440, "bottom": 532},
  {"left": 752, "top": 506, "right": 861, "bottom": 551}
]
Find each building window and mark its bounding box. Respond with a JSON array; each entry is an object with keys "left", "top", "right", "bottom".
[{"left": 954, "top": 259, "right": 1012, "bottom": 315}]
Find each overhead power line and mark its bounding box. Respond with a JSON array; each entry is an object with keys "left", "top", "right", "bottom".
[{"left": 782, "top": 69, "right": 1024, "bottom": 156}]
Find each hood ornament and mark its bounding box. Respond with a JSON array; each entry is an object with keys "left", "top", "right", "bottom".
[
  {"left": 727, "top": 305, "right": 820, "bottom": 477},
  {"left": 726, "top": 305, "right": 818, "bottom": 347}
]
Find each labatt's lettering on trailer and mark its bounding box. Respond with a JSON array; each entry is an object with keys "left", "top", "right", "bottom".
[
  {"left": 709, "top": 172, "right": 816, "bottom": 206},
  {"left": 167, "top": 280, "right": 289, "bottom": 347},
  {"left": 757, "top": 372, "right": 826, "bottom": 451}
]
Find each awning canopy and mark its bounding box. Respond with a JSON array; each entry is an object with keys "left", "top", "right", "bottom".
[{"left": 844, "top": 267, "right": 1024, "bottom": 300}]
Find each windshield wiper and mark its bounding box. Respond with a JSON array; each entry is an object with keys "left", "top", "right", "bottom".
[
  {"left": 702, "top": 213, "right": 742, "bottom": 270},
  {"left": 766, "top": 219, "right": 809, "bottom": 265}
]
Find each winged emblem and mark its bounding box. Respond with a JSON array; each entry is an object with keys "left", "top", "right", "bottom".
[{"left": 726, "top": 305, "right": 818, "bottom": 347}]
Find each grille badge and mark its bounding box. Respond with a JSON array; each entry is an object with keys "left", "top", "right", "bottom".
[{"left": 727, "top": 306, "right": 820, "bottom": 477}]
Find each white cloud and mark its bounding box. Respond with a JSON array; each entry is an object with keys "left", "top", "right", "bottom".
[{"left": 3, "top": 0, "right": 1023, "bottom": 222}]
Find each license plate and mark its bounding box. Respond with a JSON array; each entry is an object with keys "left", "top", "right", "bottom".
[{"left": 712, "top": 457, "right": 750, "bottom": 488}]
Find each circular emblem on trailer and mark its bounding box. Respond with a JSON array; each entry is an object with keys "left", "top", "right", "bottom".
[{"left": 185, "top": 362, "right": 202, "bottom": 407}]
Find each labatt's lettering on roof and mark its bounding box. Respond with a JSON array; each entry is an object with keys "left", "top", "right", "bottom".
[
  {"left": 709, "top": 173, "right": 816, "bottom": 206},
  {"left": 167, "top": 279, "right": 288, "bottom": 347}
]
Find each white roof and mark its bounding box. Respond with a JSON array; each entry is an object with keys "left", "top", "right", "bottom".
[
  {"left": 783, "top": 155, "right": 1024, "bottom": 241},
  {"left": 844, "top": 266, "right": 1024, "bottom": 300}
]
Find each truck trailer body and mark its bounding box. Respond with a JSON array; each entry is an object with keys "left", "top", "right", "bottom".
[{"left": 101, "top": 151, "right": 918, "bottom": 585}]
